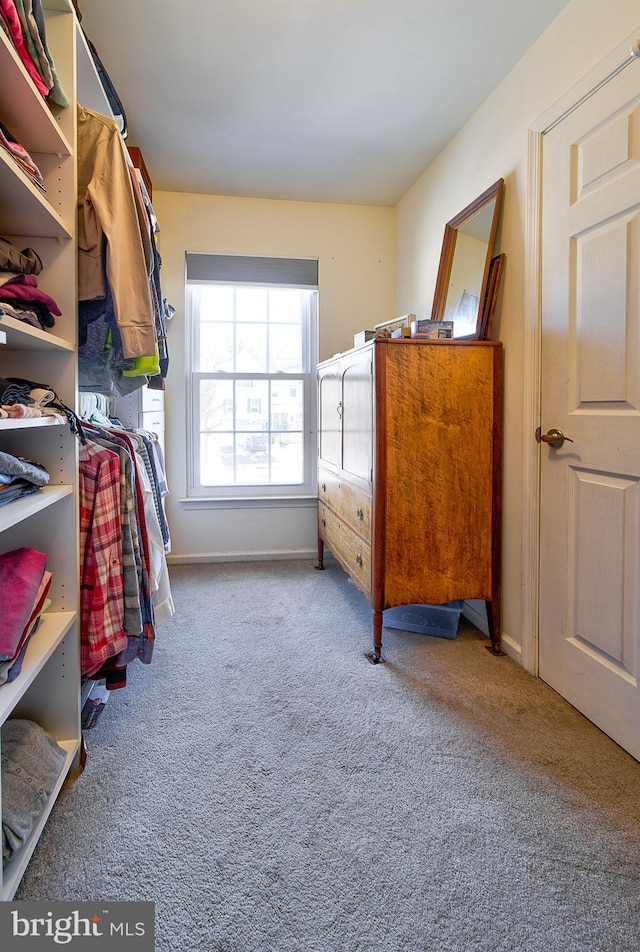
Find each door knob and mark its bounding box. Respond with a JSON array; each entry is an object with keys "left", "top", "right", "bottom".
[{"left": 535, "top": 426, "right": 574, "bottom": 449}]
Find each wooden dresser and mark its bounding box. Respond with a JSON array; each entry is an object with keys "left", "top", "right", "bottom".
[{"left": 316, "top": 337, "right": 503, "bottom": 662}]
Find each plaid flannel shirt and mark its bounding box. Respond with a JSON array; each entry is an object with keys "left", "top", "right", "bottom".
[{"left": 79, "top": 440, "right": 127, "bottom": 675}]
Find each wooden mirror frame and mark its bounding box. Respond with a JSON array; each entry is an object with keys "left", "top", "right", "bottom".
[{"left": 430, "top": 178, "right": 504, "bottom": 339}]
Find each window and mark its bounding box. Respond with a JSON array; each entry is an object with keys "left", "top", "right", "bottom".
[{"left": 186, "top": 255, "right": 318, "bottom": 499}]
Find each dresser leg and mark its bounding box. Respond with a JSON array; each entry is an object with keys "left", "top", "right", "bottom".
[
  {"left": 365, "top": 609, "right": 385, "bottom": 664},
  {"left": 485, "top": 598, "right": 505, "bottom": 655},
  {"left": 315, "top": 537, "right": 325, "bottom": 570}
]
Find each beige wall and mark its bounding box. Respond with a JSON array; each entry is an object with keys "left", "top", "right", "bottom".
[
  {"left": 154, "top": 192, "right": 395, "bottom": 561},
  {"left": 395, "top": 0, "right": 639, "bottom": 658}
]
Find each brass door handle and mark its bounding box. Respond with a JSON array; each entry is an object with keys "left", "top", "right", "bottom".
[{"left": 535, "top": 426, "right": 574, "bottom": 449}]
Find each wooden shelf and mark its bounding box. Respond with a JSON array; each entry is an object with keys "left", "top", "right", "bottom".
[
  {"left": 0, "top": 315, "right": 75, "bottom": 352},
  {"left": 0, "top": 28, "right": 72, "bottom": 157},
  {"left": 0, "top": 150, "right": 72, "bottom": 239},
  {"left": 0, "top": 611, "right": 76, "bottom": 725},
  {"left": 0, "top": 485, "right": 73, "bottom": 532},
  {"left": 0, "top": 417, "right": 69, "bottom": 433}
]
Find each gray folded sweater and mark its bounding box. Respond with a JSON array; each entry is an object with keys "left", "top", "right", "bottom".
[{"left": 2, "top": 719, "right": 67, "bottom": 865}]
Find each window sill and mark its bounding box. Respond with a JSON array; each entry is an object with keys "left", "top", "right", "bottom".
[{"left": 179, "top": 495, "right": 318, "bottom": 511}]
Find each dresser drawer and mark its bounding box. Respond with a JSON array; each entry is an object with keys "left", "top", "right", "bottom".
[
  {"left": 318, "top": 467, "right": 371, "bottom": 541},
  {"left": 139, "top": 411, "right": 165, "bottom": 434},
  {"left": 319, "top": 505, "right": 371, "bottom": 597},
  {"left": 141, "top": 387, "right": 165, "bottom": 412}
]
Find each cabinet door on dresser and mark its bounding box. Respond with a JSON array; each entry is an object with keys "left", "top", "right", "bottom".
[
  {"left": 318, "top": 346, "right": 372, "bottom": 484},
  {"left": 318, "top": 363, "right": 342, "bottom": 469},
  {"left": 317, "top": 345, "right": 374, "bottom": 598},
  {"left": 340, "top": 349, "right": 373, "bottom": 487}
]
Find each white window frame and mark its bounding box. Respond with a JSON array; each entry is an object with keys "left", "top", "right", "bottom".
[{"left": 185, "top": 275, "right": 318, "bottom": 503}]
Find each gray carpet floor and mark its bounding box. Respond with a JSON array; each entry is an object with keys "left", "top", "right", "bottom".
[{"left": 15, "top": 559, "right": 640, "bottom": 951}]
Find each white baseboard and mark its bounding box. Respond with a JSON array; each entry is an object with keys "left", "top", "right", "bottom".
[
  {"left": 498, "top": 632, "right": 522, "bottom": 664},
  {"left": 167, "top": 548, "right": 317, "bottom": 565}
]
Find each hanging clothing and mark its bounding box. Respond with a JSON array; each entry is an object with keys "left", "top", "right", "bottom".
[
  {"left": 85, "top": 431, "right": 144, "bottom": 640},
  {"left": 119, "top": 428, "right": 174, "bottom": 625},
  {"left": 77, "top": 409, "right": 174, "bottom": 687},
  {"left": 78, "top": 439, "right": 127, "bottom": 676},
  {"left": 77, "top": 106, "right": 157, "bottom": 360}
]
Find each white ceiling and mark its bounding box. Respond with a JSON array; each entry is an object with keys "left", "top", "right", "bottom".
[{"left": 74, "top": 0, "right": 571, "bottom": 206}]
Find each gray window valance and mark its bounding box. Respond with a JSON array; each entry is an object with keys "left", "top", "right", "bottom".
[{"left": 186, "top": 253, "right": 318, "bottom": 288}]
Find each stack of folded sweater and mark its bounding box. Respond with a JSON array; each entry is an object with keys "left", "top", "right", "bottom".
[
  {"left": 0, "top": 377, "right": 69, "bottom": 424},
  {"left": 0, "top": 271, "right": 61, "bottom": 330},
  {"left": 0, "top": 546, "right": 51, "bottom": 684},
  {"left": 0, "top": 121, "right": 44, "bottom": 193},
  {"left": 2, "top": 719, "right": 67, "bottom": 865},
  {"left": 0, "top": 234, "right": 61, "bottom": 332},
  {"left": 0, "top": 450, "right": 49, "bottom": 507},
  {"left": 0, "top": 0, "right": 68, "bottom": 106}
]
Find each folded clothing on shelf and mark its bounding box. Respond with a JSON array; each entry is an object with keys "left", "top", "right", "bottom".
[
  {"left": 0, "top": 547, "right": 48, "bottom": 660},
  {"left": 0, "top": 572, "right": 51, "bottom": 685},
  {"left": 0, "top": 451, "right": 50, "bottom": 486},
  {"left": 0, "top": 272, "right": 61, "bottom": 315},
  {"left": 1, "top": 719, "right": 67, "bottom": 865},
  {"left": 0, "top": 237, "right": 42, "bottom": 276},
  {"left": 0, "top": 379, "right": 82, "bottom": 435},
  {"left": 0, "top": 453, "right": 50, "bottom": 509}
]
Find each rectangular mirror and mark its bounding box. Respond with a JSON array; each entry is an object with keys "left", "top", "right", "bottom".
[{"left": 430, "top": 179, "right": 504, "bottom": 339}]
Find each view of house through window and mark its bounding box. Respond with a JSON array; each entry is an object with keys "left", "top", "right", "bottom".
[{"left": 187, "top": 265, "right": 318, "bottom": 497}]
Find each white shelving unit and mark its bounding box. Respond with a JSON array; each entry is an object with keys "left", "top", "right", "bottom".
[
  {"left": 0, "top": 0, "right": 102, "bottom": 900},
  {"left": 116, "top": 385, "right": 165, "bottom": 455}
]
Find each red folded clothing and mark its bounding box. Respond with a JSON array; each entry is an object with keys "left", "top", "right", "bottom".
[
  {"left": 0, "top": 547, "right": 48, "bottom": 660},
  {"left": 0, "top": 274, "right": 61, "bottom": 315},
  {"left": 2, "top": 570, "right": 52, "bottom": 666}
]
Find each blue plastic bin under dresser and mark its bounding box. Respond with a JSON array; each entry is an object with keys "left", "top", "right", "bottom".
[{"left": 383, "top": 601, "right": 464, "bottom": 639}]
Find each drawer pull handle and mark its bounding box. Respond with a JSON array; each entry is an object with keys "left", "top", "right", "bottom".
[
  {"left": 321, "top": 517, "right": 326, "bottom": 527},
  {"left": 356, "top": 553, "right": 363, "bottom": 567},
  {"left": 356, "top": 507, "right": 363, "bottom": 520},
  {"left": 321, "top": 482, "right": 326, "bottom": 492}
]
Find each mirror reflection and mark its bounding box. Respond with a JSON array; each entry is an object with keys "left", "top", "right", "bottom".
[{"left": 431, "top": 179, "right": 504, "bottom": 339}]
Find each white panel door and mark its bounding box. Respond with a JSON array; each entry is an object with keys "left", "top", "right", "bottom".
[{"left": 539, "top": 57, "right": 640, "bottom": 760}]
